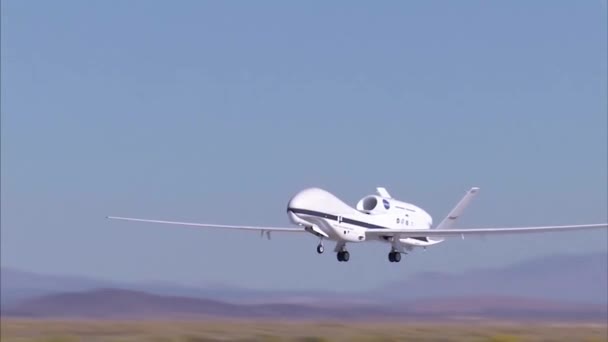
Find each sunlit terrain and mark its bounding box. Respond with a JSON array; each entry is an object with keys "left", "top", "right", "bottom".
[
  {"left": 1, "top": 319, "right": 607, "bottom": 342},
  {"left": 2, "top": 253, "right": 606, "bottom": 341}
]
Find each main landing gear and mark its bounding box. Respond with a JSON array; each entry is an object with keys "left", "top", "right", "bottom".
[
  {"left": 335, "top": 242, "right": 349, "bottom": 262},
  {"left": 337, "top": 250, "right": 350, "bottom": 262},
  {"left": 388, "top": 251, "right": 401, "bottom": 263}
]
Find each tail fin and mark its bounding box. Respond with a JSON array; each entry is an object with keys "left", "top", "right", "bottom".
[
  {"left": 434, "top": 187, "right": 480, "bottom": 230},
  {"left": 376, "top": 187, "right": 391, "bottom": 198}
]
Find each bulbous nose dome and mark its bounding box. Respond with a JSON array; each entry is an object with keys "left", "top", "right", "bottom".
[
  {"left": 287, "top": 187, "right": 352, "bottom": 213},
  {"left": 287, "top": 188, "right": 327, "bottom": 210}
]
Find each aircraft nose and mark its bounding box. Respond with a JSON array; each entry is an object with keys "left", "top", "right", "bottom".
[
  {"left": 286, "top": 187, "right": 336, "bottom": 212},
  {"left": 287, "top": 190, "right": 306, "bottom": 212},
  {"left": 286, "top": 189, "right": 317, "bottom": 226},
  {"left": 286, "top": 187, "right": 323, "bottom": 211}
]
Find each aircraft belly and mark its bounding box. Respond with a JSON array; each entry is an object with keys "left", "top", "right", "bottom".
[{"left": 304, "top": 216, "right": 341, "bottom": 240}]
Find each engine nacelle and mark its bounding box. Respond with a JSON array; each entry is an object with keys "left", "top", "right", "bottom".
[{"left": 356, "top": 195, "right": 391, "bottom": 215}]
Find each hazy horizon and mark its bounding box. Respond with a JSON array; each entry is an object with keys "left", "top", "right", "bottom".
[{"left": 2, "top": 248, "right": 606, "bottom": 296}]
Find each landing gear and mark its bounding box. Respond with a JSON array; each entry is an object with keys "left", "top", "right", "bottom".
[
  {"left": 316, "top": 237, "right": 324, "bottom": 254},
  {"left": 337, "top": 251, "right": 350, "bottom": 262},
  {"left": 388, "top": 251, "right": 401, "bottom": 263},
  {"left": 316, "top": 244, "right": 324, "bottom": 254}
]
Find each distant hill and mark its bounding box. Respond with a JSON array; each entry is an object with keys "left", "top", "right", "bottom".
[
  {"left": 0, "top": 267, "right": 116, "bottom": 306},
  {"left": 3, "top": 288, "right": 606, "bottom": 321},
  {"left": 2, "top": 288, "right": 392, "bottom": 319},
  {"left": 378, "top": 252, "right": 608, "bottom": 304},
  {"left": 2, "top": 252, "right": 606, "bottom": 308},
  {"left": 0, "top": 268, "right": 340, "bottom": 307}
]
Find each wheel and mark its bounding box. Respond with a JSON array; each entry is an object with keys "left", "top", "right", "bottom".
[
  {"left": 316, "top": 244, "right": 324, "bottom": 254},
  {"left": 388, "top": 252, "right": 395, "bottom": 262},
  {"left": 342, "top": 251, "right": 350, "bottom": 262},
  {"left": 393, "top": 252, "right": 401, "bottom": 262},
  {"left": 337, "top": 252, "right": 344, "bottom": 262}
]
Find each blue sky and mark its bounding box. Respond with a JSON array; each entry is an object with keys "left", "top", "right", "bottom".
[{"left": 1, "top": 1, "right": 606, "bottom": 291}]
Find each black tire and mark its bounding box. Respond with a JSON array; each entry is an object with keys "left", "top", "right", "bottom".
[
  {"left": 342, "top": 251, "right": 350, "bottom": 262},
  {"left": 394, "top": 252, "right": 401, "bottom": 262},
  {"left": 317, "top": 245, "right": 324, "bottom": 254},
  {"left": 388, "top": 252, "right": 395, "bottom": 262},
  {"left": 337, "top": 252, "right": 343, "bottom": 262}
]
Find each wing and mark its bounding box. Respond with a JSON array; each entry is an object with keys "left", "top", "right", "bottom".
[
  {"left": 366, "top": 223, "right": 608, "bottom": 238},
  {"left": 107, "top": 216, "right": 305, "bottom": 232}
]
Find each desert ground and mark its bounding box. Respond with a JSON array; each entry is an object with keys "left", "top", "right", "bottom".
[{"left": 1, "top": 319, "right": 607, "bottom": 342}]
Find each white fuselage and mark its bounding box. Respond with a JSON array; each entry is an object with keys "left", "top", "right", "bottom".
[{"left": 286, "top": 188, "right": 441, "bottom": 248}]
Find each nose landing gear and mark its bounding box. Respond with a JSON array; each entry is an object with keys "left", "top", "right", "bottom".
[{"left": 316, "top": 237, "right": 324, "bottom": 254}]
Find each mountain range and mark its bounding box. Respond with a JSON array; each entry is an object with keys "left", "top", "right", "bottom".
[
  {"left": 2, "top": 252, "right": 606, "bottom": 320},
  {"left": 4, "top": 288, "right": 606, "bottom": 321}
]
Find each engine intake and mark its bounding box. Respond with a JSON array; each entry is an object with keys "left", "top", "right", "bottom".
[{"left": 356, "top": 195, "right": 390, "bottom": 214}]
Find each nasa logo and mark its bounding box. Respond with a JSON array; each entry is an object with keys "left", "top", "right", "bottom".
[{"left": 383, "top": 199, "right": 390, "bottom": 210}]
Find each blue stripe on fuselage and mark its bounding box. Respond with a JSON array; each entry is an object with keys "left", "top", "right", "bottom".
[{"left": 287, "top": 207, "right": 428, "bottom": 242}]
